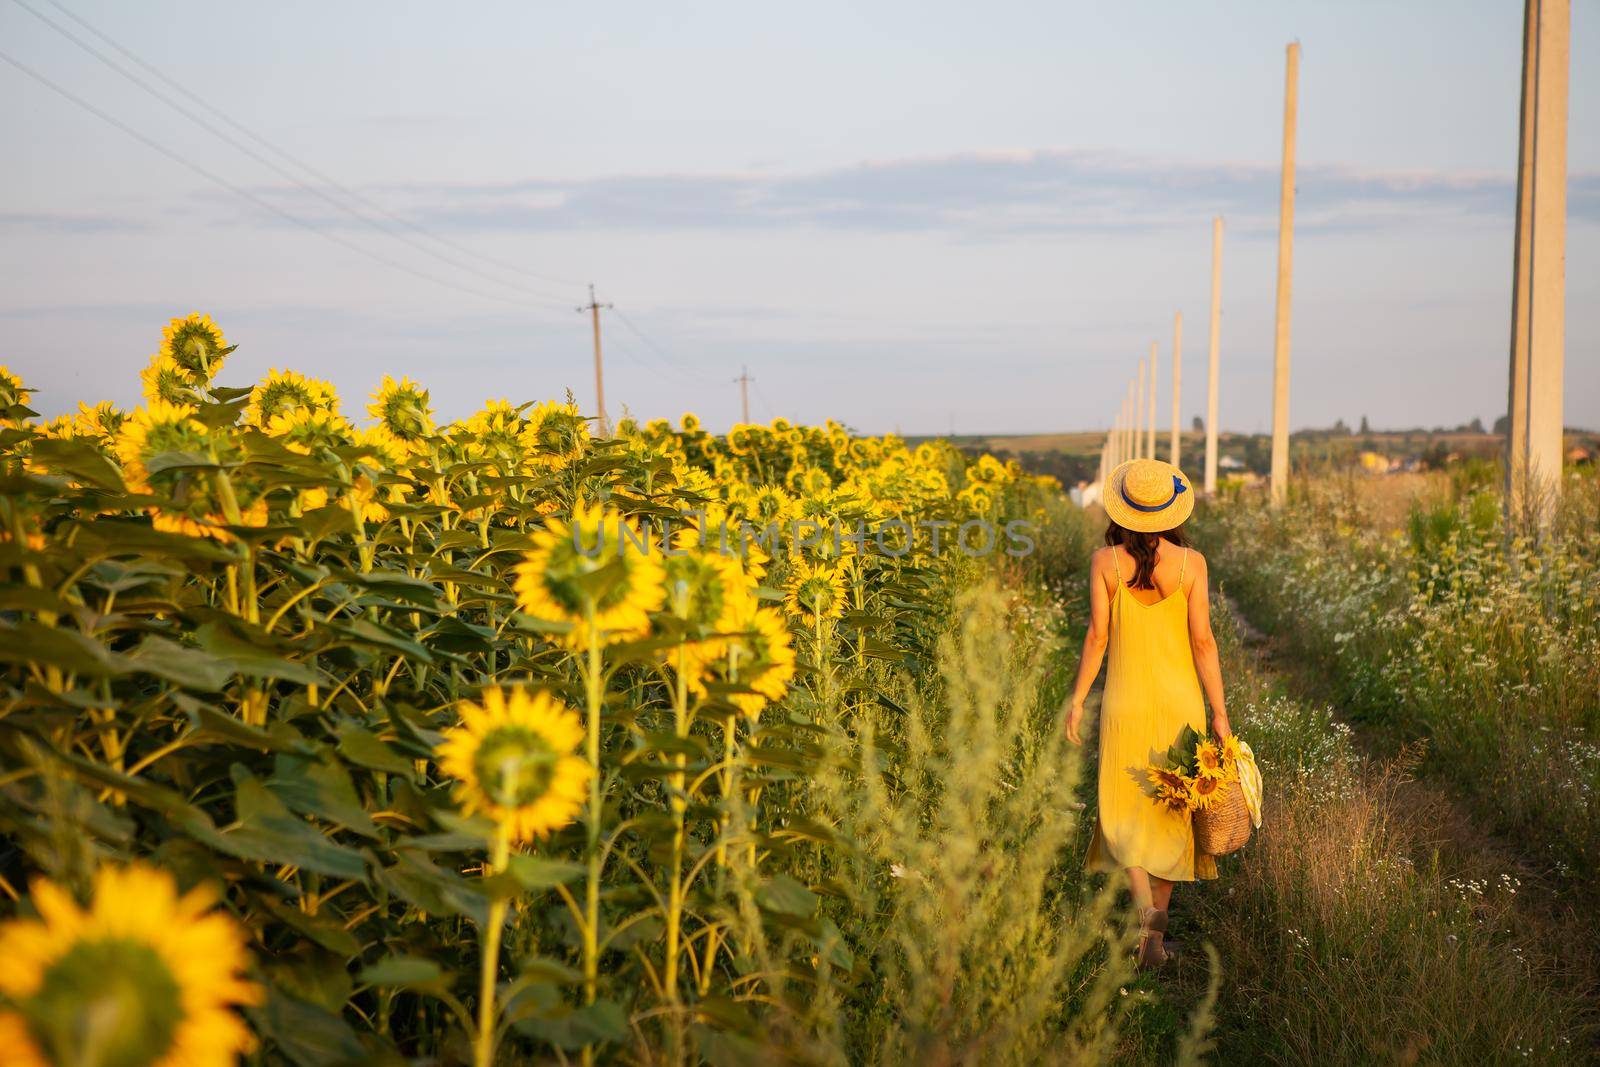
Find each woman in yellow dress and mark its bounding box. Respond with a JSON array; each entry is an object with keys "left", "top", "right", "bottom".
[{"left": 1064, "top": 458, "right": 1232, "bottom": 969}]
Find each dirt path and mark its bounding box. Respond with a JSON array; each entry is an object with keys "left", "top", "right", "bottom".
[{"left": 1223, "top": 594, "right": 1600, "bottom": 1016}]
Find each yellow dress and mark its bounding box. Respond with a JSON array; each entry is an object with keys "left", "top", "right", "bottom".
[{"left": 1086, "top": 546, "right": 1218, "bottom": 881}]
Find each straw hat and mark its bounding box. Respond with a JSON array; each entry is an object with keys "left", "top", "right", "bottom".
[{"left": 1103, "top": 459, "right": 1194, "bottom": 533}]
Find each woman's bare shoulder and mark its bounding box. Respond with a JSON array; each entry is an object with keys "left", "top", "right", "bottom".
[{"left": 1089, "top": 545, "right": 1115, "bottom": 568}]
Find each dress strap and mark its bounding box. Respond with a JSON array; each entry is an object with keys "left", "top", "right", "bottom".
[
  {"left": 1178, "top": 547, "right": 1189, "bottom": 588},
  {"left": 1111, "top": 545, "right": 1125, "bottom": 585}
]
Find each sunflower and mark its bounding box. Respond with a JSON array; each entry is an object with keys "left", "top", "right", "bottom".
[
  {"left": 1146, "top": 767, "right": 1194, "bottom": 814},
  {"left": 266, "top": 407, "right": 354, "bottom": 456},
  {"left": 0, "top": 365, "right": 32, "bottom": 405},
  {"left": 521, "top": 400, "right": 591, "bottom": 471},
  {"left": 1195, "top": 740, "right": 1225, "bottom": 779},
  {"left": 246, "top": 369, "right": 338, "bottom": 428},
  {"left": 784, "top": 560, "right": 847, "bottom": 623},
  {"left": 159, "top": 313, "right": 229, "bottom": 385},
  {"left": 689, "top": 600, "right": 796, "bottom": 720},
  {"left": 743, "top": 484, "right": 794, "bottom": 526},
  {"left": 437, "top": 687, "right": 592, "bottom": 843},
  {"left": 367, "top": 375, "right": 435, "bottom": 447},
  {"left": 113, "top": 402, "right": 212, "bottom": 494},
  {"left": 72, "top": 401, "right": 125, "bottom": 441},
  {"left": 1189, "top": 773, "right": 1225, "bottom": 811},
  {"left": 139, "top": 355, "right": 200, "bottom": 406},
  {"left": 1221, "top": 735, "right": 1243, "bottom": 765},
  {"left": 514, "top": 503, "right": 666, "bottom": 649},
  {"left": 658, "top": 547, "right": 750, "bottom": 667},
  {"left": 0, "top": 863, "right": 258, "bottom": 1067}
]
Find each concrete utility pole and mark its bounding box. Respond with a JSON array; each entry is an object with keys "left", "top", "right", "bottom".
[
  {"left": 1205, "top": 217, "right": 1224, "bottom": 494},
  {"left": 1146, "top": 343, "right": 1158, "bottom": 461},
  {"left": 1170, "top": 312, "right": 1183, "bottom": 467},
  {"left": 734, "top": 365, "right": 753, "bottom": 424},
  {"left": 1135, "top": 360, "right": 1147, "bottom": 461},
  {"left": 1269, "top": 43, "right": 1299, "bottom": 507},
  {"left": 1506, "top": 0, "right": 1569, "bottom": 529},
  {"left": 579, "top": 284, "right": 613, "bottom": 436}
]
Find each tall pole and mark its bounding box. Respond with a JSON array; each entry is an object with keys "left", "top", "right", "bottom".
[
  {"left": 1269, "top": 43, "right": 1299, "bottom": 507},
  {"left": 1135, "top": 361, "right": 1147, "bottom": 461},
  {"left": 1170, "top": 311, "right": 1183, "bottom": 467},
  {"left": 1146, "top": 343, "right": 1158, "bottom": 460},
  {"left": 1205, "top": 217, "right": 1224, "bottom": 494},
  {"left": 1506, "top": 0, "right": 1569, "bottom": 529},
  {"left": 735, "top": 365, "right": 752, "bottom": 424},
  {"left": 580, "top": 284, "right": 612, "bottom": 437}
]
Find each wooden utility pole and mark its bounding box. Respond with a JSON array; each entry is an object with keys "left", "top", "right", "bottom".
[
  {"left": 1270, "top": 43, "right": 1299, "bottom": 507},
  {"left": 734, "top": 365, "right": 753, "bottom": 424},
  {"left": 1146, "top": 343, "right": 1158, "bottom": 461},
  {"left": 1170, "top": 311, "right": 1183, "bottom": 467},
  {"left": 579, "top": 284, "right": 613, "bottom": 436},
  {"left": 1205, "top": 217, "right": 1224, "bottom": 494},
  {"left": 1506, "top": 0, "right": 1569, "bottom": 528}
]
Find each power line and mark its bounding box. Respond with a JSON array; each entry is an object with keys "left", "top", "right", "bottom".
[
  {"left": 610, "top": 307, "right": 720, "bottom": 386},
  {"left": 12, "top": 0, "right": 580, "bottom": 307},
  {"left": 0, "top": 47, "right": 568, "bottom": 313}
]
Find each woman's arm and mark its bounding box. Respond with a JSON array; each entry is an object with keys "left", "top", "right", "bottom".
[
  {"left": 1064, "top": 550, "right": 1112, "bottom": 745},
  {"left": 1186, "top": 552, "right": 1232, "bottom": 739}
]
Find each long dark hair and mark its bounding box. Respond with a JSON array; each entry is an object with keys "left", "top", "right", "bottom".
[{"left": 1105, "top": 520, "right": 1188, "bottom": 590}]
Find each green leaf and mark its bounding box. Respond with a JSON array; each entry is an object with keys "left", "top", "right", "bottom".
[
  {"left": 336, "top": 726, "right": 416, "bottom": 778},
  {"left": 27, "top": 437, "right": 126, "bottom": 492},
  {"left": 256, "top": 898, "right": 363, "bottom": 957},
  {"left": 247, "top": 987, "right": 370, "bottom": 1067},
  {"left": 358, "top": 956, "right": 447, "bottom": 988},
  {"left": 0, "top": 621, "right": 126, "bottom": 677},
  {"left": 516, "top": 999, "right": 630, "bottom": 1050},
  {"left": 754, "top": 873, "right": 817, "bottom": 917},
  {"left": 376, "top": 852, "right": 489, "bottom": 926},
  {"left": 128, "top": 636, "right": 232, "bottom": 691},
  {"left": 268, "top": 753, "right": 380, "bottom": 838},
  {"left": 195, "top": 620, "right": 322, "bottom": 684},
  {"left": 506, "top": 854, "right": 584, "bottom": 890}
]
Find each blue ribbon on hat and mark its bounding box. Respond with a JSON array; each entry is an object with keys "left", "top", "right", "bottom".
[{"left": 1121, "top": 474, "right": 1187, "bottom": 513}]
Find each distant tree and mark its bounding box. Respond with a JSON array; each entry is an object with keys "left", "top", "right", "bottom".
[
  {"left": 1492, "top": 414, "right": 1510, "bottom": 435},
  {"left": 1467, "top": 416, "right": 1485, "bottom": 434},
  {"left": 1192, "top": 415, "right": 1204, "bottom": 433},
  {"left": 1359, "top": 415, "right": 1371, "bottom": 434},
  {"left": 1332, "top": 418, "right": 1351, "bottom": 435}
]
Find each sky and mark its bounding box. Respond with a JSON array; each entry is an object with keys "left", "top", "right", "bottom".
[{"left": 3, "top": 0, "right": 1597, "bottom": 436}]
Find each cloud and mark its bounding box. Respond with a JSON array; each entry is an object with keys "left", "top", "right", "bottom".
[{"left": 235, "top": 149, "right": 1600, "bottom": 241}]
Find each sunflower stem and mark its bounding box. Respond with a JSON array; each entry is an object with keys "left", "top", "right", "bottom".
[
  {"left": 662, "top": 644, "right": 690, "bottom": 1051},
  {"left": 474, "top": 821, "right": 512, "bottom": 1067},
  {"left": 581, "top": 610, "right": 604, "bottom": 1013}
]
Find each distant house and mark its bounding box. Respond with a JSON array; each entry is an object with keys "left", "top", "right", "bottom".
[{"left": 1218, "top": 455, "right": 1245, "bottom": 470}]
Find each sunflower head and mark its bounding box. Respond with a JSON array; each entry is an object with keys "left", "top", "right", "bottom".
[
  {"left": 521, "top": 400, "right": 590, "bottom": 470},
  {"left": 1195, "top": 740, "right": 1224, "bottom": 778},
  {"left": 1189, "top": 773, "right": 1224, "bottom": 810},
  {"left": 367, "top": 375, "right": 435, "bottom": 446},
  {"left": 1221, "top": 735, "right": 1243, "bottom": 764},
  {"left": 514, "top": 504, "right": 666, "bottom": 649},
  {"left": 437, "top": 687, "right": 592, "bottom": 842},
  {"left": 72, "top": 402, "right": 125, "bottom": 441},
  {"left": 0, "top": 366, "right": 34, "bottom": 414},
  {"left": 784, "top": 560, "right": 847, "bottom": 623},
  {"left": 246, "top": 369, "right": 339, "bottom": 428},
  {"left": 140, "top": 355, "right": 200, "bottom": 406},
  {"left": 0, "top": 863, "right": 258, "bottom": 1067},
  {"left": 113, "top": 402, "right": 212, "bottom": 494},
  {"left": 159, "top": 313, "right": 230, "bottom": 386},
  {"left": 266, "top": 407, "right": 354, "bottom": 456},
  {"left": 689, "top": 599, "right": 796, "bottom": 720},
  {"left": 658, "top": 549, "right": 750, "bottom": 669}
]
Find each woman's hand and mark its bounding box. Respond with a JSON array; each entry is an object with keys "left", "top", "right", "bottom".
[
  {"left": 1065, "top": 703, "right": 1085, "bottom": 746},
  {"left": 1211, "top": 712, "right": 1233, "bottom": 740}
]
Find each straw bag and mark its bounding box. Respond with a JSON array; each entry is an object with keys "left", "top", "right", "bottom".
[{"left": 1193, "top": 777, "right": 1252, "bottom": 856}]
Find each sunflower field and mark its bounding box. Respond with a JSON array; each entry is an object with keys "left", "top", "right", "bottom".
[{"left": 0, "top": 315, "right": 1141, "bottom": 1065}]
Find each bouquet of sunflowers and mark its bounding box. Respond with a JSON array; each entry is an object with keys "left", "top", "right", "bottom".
[
  {"left": 1146, "top": 725, "right": 1255, "bottom": 855},
  {"left": 1145, "top": 724, "right": 1244, "bottom": 813}
]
